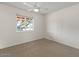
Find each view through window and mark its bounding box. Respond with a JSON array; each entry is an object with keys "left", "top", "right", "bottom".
[{"left": 16, "top": 15, "right": 33, "bottom": 32}]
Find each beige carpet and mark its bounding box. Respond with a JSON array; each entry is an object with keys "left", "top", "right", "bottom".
[{"left": 0, "top": 39, "right": 79, "bottom": 57}]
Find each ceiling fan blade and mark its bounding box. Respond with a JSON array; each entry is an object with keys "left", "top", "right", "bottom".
[
  {"left": 27, "top": 8, "right": 33, "bottom": 11},
  {"left": 24, "top": 2, "right": 34, "bottom": 8},
  {"left": 40, "top": 8, "right": 48, "bottom": 11}
]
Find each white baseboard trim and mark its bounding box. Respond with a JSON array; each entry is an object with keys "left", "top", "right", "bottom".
[
  {"left": 0, "top": 36, "right": 43, "bottom": 49},
  {"left": 45, "top": 35, "right": 79, "bottom": 49},
  {"left": 1, "top": 35, "right": 79, "bottom": 50}
]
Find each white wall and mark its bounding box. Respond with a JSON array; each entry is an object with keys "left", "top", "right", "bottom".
[
  {"left": 46, "top": 4, "right": 79, "bottom": 49},
  {"left": 0, "top": 4, "right": 45, "bottom": 49}
]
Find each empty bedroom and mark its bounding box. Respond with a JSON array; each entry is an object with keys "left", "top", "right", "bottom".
[{"left": 0, "top": 1, "right": 79, "bottom": 57}]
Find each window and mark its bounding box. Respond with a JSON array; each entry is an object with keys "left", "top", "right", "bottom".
[{"left": 16, "top": 15, "right": 33, "bottom": 32}]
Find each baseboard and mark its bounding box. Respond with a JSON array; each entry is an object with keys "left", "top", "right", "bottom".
[
  {"left": 1, "top": 35, "right": 79, "bottom": 50},
  {"left": 0, "top": 36, "right": 43, "bottom": 49},
  {"left": 45, "top": 35, "right": 79, "bottom": 49}
]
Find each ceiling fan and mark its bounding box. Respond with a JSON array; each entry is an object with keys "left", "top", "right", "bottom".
[{"left": 23, "top": 2, "right": 48, "bottom": 13}]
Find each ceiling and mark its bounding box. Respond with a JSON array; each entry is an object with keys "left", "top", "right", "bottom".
[{"left": 0, "top": 2, "right": 79, "bottom": 15}]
